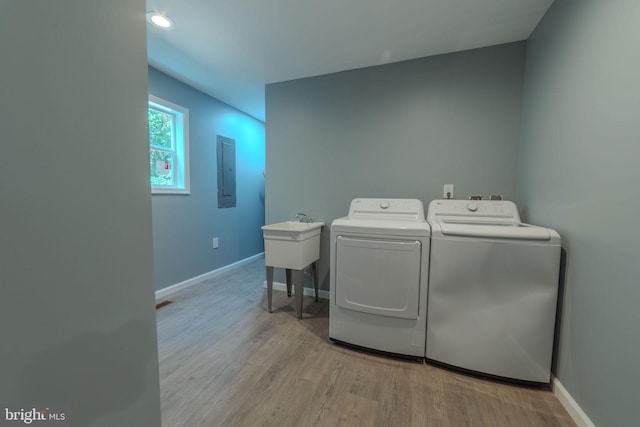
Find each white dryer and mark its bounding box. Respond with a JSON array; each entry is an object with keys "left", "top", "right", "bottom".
[
  {"left": 426, "top": 199, "right": 561, "bottom": 383},
  {"left": 330, "top": 198, "right": 430, "bottom": 359}
]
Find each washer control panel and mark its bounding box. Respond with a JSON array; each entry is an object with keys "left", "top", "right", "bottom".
[
  {"left": 348, "top": 198, "right": 425, "bottom": 221},
  {"left": 427, "top": 199, "right": 520, "bottom": 222}
]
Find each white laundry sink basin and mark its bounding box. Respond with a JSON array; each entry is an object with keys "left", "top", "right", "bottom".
[{"left": 262, "top": 221, "right": 324, "bottom": 270}]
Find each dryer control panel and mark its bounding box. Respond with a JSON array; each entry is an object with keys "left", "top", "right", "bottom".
[{"left": 348, "top": 198, "right": 425, "bottom": 222}]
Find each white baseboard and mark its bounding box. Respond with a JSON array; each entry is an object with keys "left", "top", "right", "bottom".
[
  {"left": 552, "top": 377, "right": 596, "bottom": 427},
  {"left": 156, "top": 253, "right": 264, "bottom": 301},
  {"left": 263, "top": 280, "right": 330, "bottom": 300}
]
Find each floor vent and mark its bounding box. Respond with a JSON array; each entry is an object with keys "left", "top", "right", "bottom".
[{"left": 156, "top": 300, "right": 173, "bottom": 310}]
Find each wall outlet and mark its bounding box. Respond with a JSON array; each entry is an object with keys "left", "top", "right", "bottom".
[
  {"left": 212, "top": 237, "right": 219, "bottom": 249},
  {"left": 443, "top": 184, "right": 454, "bottom": 199}
]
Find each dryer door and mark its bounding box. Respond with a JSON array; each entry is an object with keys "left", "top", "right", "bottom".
[{"left": 335, "top": 236, "right": 422, "bottom": 319}]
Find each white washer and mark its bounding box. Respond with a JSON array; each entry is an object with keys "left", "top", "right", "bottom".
[
  {"left": 426, "top": 199, "right": 561, "bottom": 383},
  {"left": 330, "top": 198, "right": 430, "bottom": 359}
]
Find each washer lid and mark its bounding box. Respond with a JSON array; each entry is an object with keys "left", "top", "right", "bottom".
[
  {"left": 427, "top": 199, "right": 560, "bottom": 243},
  {"left": 439, "top": 220, "right": 551, "bottom": 240}
]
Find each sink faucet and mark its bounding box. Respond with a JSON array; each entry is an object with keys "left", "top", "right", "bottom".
[{"left": 296, "top": 212, "right": 313, "bottom": 223}]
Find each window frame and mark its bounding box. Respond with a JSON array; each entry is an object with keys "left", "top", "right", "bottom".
[{"left": 148, "top": 94, "right": 190, "bottom": 195}]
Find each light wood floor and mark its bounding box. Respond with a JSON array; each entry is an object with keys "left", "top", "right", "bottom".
[{"left": 156, "top": 257, "right": 576, "bottom": 427}]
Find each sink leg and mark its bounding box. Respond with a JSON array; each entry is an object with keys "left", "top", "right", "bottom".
[
  {"left": 312, "top": 261, "right": 319, "bottom": 302},
  {"left": 293, "top": 269, "right": 304, "bottom": 319},
  {"left": 266, "top": 266, "right": 274, "bottom": 313},
  {"left": 285, "top": 268, "right": 292, "bottom": 297}
]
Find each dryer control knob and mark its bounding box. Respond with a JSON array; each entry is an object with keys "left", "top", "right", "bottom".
[
  {"left": 467, "top": 202, "right": 478, "bottom": 212},
  {"left": 380, "top": 201, "right": 390, "bottom": 209}
]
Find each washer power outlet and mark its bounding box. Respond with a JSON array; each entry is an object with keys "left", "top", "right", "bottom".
[
  {"left": 443, "top": 184, "right": 454, "bottom": 199},
  {"left": 212, "top": 237, "right": 219, "bottom": 249}
]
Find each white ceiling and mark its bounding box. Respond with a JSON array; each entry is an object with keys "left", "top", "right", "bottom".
[{"left": 146, "top": 0, "right": 554, "bottom": 122}]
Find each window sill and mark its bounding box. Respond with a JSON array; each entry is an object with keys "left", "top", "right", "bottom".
[{"left": 152, "top": 188, "right": 190, "bottom": 195}]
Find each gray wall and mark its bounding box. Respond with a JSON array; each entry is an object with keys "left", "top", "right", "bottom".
[
  {"left": 266, "top": 42, "right": 526, "bottom": 291},
  {"left": 518, "top": 1, "right": 640, "bottom": 426},
  {"left": 148, "top": 68, "right": 266, "bottom": 291},
  {"left": 0, "top": 1, "right": 161, "bottom": 426}
]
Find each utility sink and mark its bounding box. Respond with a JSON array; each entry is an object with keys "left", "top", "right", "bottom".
[{"left": 262, "top": 221, "right": 325, "bottom": 270}]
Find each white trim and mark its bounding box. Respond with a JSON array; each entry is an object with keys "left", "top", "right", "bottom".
[
  {"left": 552, "top": 377, "right": 596, "bottom": 427},
  {"left": 263, "top": 280, "right": 330, "bottom": 300},
  {"left": 155, "top": 253, "right": 264, "bottom": 301}
]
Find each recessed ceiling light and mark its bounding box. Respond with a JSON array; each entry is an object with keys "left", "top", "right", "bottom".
[{"left": 146, "top": 12, "right": 175, "bottom": 30}]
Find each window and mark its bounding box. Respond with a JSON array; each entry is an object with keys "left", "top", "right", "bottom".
[{"left": 148, "top": 95, "right": 189, "bottom": 194}]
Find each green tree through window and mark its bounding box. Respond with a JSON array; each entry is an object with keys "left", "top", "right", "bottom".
[
  {"left": 148, "top": 95, "right": 190, "bottom": 193},
  {"left": 149, "top": 108, "right": 175, "bottom": 186}
]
